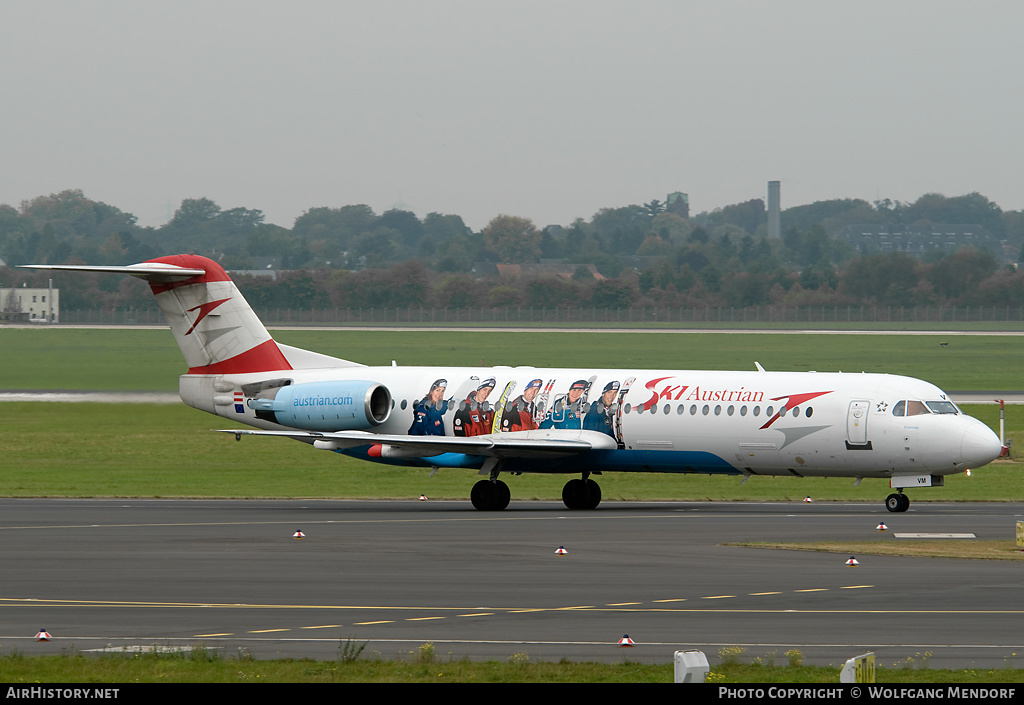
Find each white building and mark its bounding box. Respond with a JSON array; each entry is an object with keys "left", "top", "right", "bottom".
[{"left": 0, "top": 286, "right": 60, "bottom": 322}]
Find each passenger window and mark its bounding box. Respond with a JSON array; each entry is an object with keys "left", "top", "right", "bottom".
[{"left": 892, "top": 400, "right": 906, "bottom": 417}]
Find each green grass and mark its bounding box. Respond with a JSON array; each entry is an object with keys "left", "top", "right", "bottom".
[
  {"left": 0, "top": 402, "right": 1019, "bottom": 500},
  {"left": 1, "top": 326, "right": 1021, "bottom": 500},
  {"left": 2, "top": 327, "right": 1023, "bottom": 391},
  {"left": 729, "top": 540, "right": 1024, "bottom": 561},
  {"left": 1, "top": 647, "right": 1022, "bottom": 683}
]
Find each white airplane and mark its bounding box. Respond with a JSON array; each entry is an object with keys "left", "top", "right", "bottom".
[{"left": 25, "top": 254, "right": 1004, "bottom": 512}]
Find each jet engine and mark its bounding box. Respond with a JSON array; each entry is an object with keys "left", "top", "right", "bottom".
[{"left": 250, "top": 380, "right": 391, "bottom": 431}]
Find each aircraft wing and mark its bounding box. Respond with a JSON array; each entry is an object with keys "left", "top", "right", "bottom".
[{"left": 218, "top": 428, "right": 618, "bottom": 458}]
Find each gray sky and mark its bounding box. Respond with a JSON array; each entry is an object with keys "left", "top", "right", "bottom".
[{"left": 2, "top": 0, "right": 1022, "bottom": 231}]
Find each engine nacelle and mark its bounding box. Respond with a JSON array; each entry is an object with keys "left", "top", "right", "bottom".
[{"left": 250, "top": 380, "right": 391, "bottom": 431}]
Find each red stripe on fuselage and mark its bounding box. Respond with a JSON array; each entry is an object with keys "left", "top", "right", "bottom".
[{"left": 187, "top": 339, "right": 293, "bottom": 375}]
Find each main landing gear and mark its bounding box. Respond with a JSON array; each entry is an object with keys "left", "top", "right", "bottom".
[
  {"left": 469, "top": 473, "right": 603, "bottom": 511},
  {"left": 561, "top": 474, "right": 601, "bottom": 510},
  {"left": 471, "top": 479, "right": 510, "bottom": 511},
  {"left": 885, "top": 491, "right": 911, "bottom": 513}
]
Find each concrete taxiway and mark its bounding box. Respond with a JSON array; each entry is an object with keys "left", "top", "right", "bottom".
[{"left": 0, "top": 499, "right": 1021, "bottom": 668}]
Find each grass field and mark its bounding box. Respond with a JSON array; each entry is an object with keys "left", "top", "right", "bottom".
[
  {"left": 2, "top": 648, "right": 1023, "bottom": 683},
  {"left": 1, "top": 401, "right": 1019, "bottom": 501},
  {"left": 1, "top": 326, "right": 1021, "bottom": 501},
  {"left": 2, "top": 327, "right": 1023, "bottom": 390}
]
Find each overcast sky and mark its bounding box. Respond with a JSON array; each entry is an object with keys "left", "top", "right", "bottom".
[{"left": 2, "top": 1, "right": 1022, "bottom": 231}]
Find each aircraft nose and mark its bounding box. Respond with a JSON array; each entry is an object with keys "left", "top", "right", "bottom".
[{"left": 960, "top": 420, "right": 1003, "bottom": 469}]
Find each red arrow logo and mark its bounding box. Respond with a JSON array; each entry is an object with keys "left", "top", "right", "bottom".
[{"left": 185, "top": 298, "right": 230, "bottom": 335}]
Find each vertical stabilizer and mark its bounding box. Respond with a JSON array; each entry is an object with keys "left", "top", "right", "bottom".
[{"left": 143, "top": 255, "right": 292, "bottom": 375}]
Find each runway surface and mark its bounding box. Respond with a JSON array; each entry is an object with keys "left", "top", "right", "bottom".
[{"left": 1, "top": 499, "right": 1022, "bottom": 668}]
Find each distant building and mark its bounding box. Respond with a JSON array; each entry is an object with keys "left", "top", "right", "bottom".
[
  {"left": 666, "top": 192, "right": 690, "bottom": 219},
  {"left": 0, "top": 286, "right": 60, "bottom": 322},
  {"left": 834, "top": 223, "right": 1004, "bottom": 259},
  {"left": 229, "top": 257, "right": 280, "bottom": 279},
  {"left": 767, "top": 181, "right": 781, "bottom": 239},
  {"left": 473, "top": 261, "right": 605, "bottom": 281}
]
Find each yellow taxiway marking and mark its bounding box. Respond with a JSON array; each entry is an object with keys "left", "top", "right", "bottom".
[
  {"left": 301, "top": 625, "right": 343, "bottom": 629},
  {"left": 606, "top": 602, "right": 641, "bottom": 606},
  {"left": 840, "top": 585, "right": 874, "bottom": 589},
  {"left": 248, "top": 628, "right": 289, "bottom": 633},
  {"left": 195, "top": 633, "right": 233, "bottom": 637},
  {"left": 406, "top": 617, "right": 445, "bottom": 621},
  {"left": 701, "top": 595, "right": 736, "bottom": 599},
  {"left": 353, "top": 621, "right": 395, "bottom": 625},
  {"left": 749, "top": 592, "right": 782, "bottom": 596},
  {"left": 652, "top": 599, "right": 686, "bottom": 603},
  {"left": 794, "top": 589, "right": 828, "bottom": 593},
  {"left": 458, "top": 613, "right": 494, "bottom": 617}
]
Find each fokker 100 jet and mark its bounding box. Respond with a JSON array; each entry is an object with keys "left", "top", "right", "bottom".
[{"left": 24, "top": 254, "right": 1004, "bottom": 512}]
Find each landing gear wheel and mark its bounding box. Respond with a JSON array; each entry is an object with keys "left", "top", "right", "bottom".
[
  {"left": 562, "top": 478, "right": 602, "bottom": 510},
  {"left": 885, "top": 493, "right": 910, "bottom": 513},
  {"left": 496, "top": 480, "right": 511, "bottom": 509},
  {"left": 471, "top": 479, "right": 510, "bottom": 511},
  {"left": 585, "top": 478, "right": 602, "bottom": 509}
]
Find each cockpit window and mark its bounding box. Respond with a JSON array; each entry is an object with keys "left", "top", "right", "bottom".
[
  {"left": 892, "top": 399, "right": 933, "bottom": 416},
  {"left": 926, "top": 400, "right": 959, "bottom": 414},
  {"left": 905, "top": 400, "right": 930, "bottom": 416}
]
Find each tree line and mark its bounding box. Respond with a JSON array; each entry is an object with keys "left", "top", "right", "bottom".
[{"left": 1, "top": 188, "right": 1023, "bottom": 313}]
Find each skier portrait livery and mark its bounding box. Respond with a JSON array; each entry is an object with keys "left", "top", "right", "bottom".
[
  {"left": 583, "top": 380, "right": 620, "bottom": 437},
  {"left": 408, "top": 379, "right": 449, "bottom": 436},
  {"left": 453, "top": 377, "right": 496, "bottom": 436},
  {"left": 539, "top": 379, "right": 588, "bottom": 430},
  {"left": 501, "top": 378, "right": 543, "bottom": 432}
]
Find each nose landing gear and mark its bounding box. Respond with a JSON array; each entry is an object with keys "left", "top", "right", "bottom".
[{"left": 885, "top": 492, "right": 910, "bottom": 513}]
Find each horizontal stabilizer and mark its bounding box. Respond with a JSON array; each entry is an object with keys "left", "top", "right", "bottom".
[{"left": 21, "top": 262, "right": 205, "bottom": 282}]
